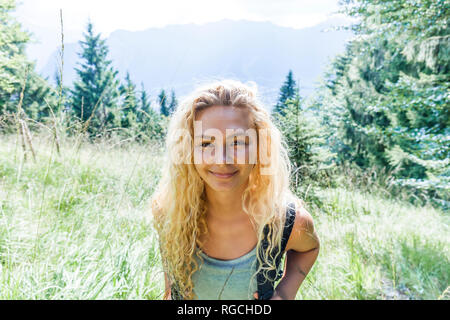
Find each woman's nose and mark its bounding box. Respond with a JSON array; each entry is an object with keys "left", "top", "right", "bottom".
[{"left": 216, "top": 144, "right": 234, "bottom": 164}]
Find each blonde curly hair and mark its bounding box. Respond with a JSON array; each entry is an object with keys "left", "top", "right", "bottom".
[{"left": 151, "top": 79, "right": 303, "bottom": 299}]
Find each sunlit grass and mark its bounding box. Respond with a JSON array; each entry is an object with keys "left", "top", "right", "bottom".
[
  {"left": 0, "top": 132, "right": 448, "bottom": 299},
  {"left": 296, "top": 188, "right": 449, "bottom": 300},
  {"left": 0, "top": 132, "right": 164, "bottom": 299}
]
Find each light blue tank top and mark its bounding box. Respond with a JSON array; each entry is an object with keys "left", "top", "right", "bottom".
[{"left": 192, "top": 246, "right": 258, "bottom": 300}]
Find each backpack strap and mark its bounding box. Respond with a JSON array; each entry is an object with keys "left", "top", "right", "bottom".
[
  {"left": 256, "top": 202, "right": 296, "bottom": 300},
  {"left": 170, "top": 285, "right": 182, "bottom": 300}
]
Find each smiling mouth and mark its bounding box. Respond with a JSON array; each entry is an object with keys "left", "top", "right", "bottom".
[{"left": 209, "top": 170, "right": 238, "bottom": 178}]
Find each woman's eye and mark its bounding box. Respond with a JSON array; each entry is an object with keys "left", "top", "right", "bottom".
[{"left": 199, "top": 140, "right": 248, "bottom": 148}]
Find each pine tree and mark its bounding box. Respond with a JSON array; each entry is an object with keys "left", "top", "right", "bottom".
[
  {"left": 137, "top": 82, "right": 151, "bottom": 123},
  {"left": 158, "top": 89, "right": 169, "bottom": 116},
  {"left": 118, "top": 71, "right": 138, "bottom": 129},
  {"left": 168, "top": 89, "right": 178, "bottom": 115},
  {"left": 137, "top": 85, "right": 168, "bottom": 143},
  {"left": 273, "top": 83, "right": 333, "bottom": 200},
  {"left": 70, "top": 21, "right": 120, "bottom": 135},
  {"left": 335, "top": 0, "right": 449, "bottom": 178},
  {"left": 313, "top": 0, "right": 449, "bottom": 208},
  {"left": 273, "top": 70, "right": 299, "bottom": 116},
  {"left": 0, "top": 0, "right": 55, "bottom": 125}
]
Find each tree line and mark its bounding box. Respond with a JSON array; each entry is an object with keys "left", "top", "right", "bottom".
[{"left": 1, "top": 1, "right": 175, "bottom": 142}]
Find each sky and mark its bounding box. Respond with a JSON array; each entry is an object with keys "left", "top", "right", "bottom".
[{"left": 13, "top": 0, "right": 344, "bottom": 70}]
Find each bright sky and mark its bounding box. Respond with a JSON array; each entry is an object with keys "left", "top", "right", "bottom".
[{"left": 14, "top": 0, "right": 344, "bottom": 70}]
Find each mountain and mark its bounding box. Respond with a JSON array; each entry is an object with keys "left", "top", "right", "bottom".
[{"left": 41, "top": 18, "right": 353, "bottom": 109}]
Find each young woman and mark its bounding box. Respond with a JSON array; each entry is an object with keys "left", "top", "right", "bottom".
[{"left": 151, "top": 80, "right": 320, "bottom": 300}]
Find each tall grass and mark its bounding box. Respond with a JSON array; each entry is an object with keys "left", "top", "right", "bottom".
[
  {"left": 296, "top": 188, "right": 449, "bottom": 300},
  {"left": 0, "top": 131, "right": 164, "bottom": 299}
]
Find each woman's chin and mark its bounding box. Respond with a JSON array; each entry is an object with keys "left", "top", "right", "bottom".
[
  {"left": 208, "top": 182, "right": 237, "bottom": 192},
  {"left": 205, "top": 177, "right": 241, "bottom": 191}
]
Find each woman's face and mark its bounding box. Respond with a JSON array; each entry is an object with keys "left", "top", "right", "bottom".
[{"left": 193, "top": 105, "right": 256, "bottom": 192}]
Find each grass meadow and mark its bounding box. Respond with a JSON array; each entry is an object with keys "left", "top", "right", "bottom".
[{"left": 0, "top": 131, "right": 448, "bottom": 299}]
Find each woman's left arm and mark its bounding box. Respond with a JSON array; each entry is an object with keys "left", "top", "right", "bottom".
[{"left": 271, "top": 205, "right": 320, "bottom": 300}]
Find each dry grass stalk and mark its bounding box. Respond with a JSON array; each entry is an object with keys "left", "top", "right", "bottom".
[
  {"left": 44, "top": 97, "right": 61, "bottom": 155},
  {"left": 20, "top": 119, "right": 36, "bottom": 162},
  {"left": 14, "top": 65, "right": 29, "bottom": 162},
  {"left": 73, "top": 86, "right": 109, "bottom": 154}
]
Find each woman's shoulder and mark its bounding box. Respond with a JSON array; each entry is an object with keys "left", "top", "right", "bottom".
[{"left": 284, "top": 200, "right": 319, "bottom": 252}]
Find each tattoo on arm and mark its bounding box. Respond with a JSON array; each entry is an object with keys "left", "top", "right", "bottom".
[{"left": 296, "top": 266, "right": 307, "bottom": 277}]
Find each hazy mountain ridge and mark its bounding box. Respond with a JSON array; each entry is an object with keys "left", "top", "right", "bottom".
[{"left": 42, "top": 18, "right": 353, "bottom": 107}]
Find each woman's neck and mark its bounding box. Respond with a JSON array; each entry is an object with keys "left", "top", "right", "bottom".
[{"left": 204, "top": 181, "right": 249, "bottom": 222}]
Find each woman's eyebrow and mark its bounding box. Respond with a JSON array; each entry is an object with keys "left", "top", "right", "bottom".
[{"left": 195, "top": 133, "right": 248, "bottom": 139}]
